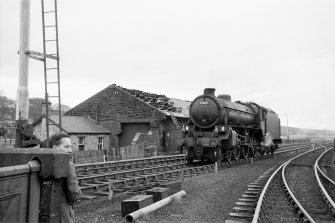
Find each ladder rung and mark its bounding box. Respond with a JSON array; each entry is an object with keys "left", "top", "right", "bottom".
[
  {"left": 48, "top": 96, "right": 59, "bottom": 98},
  {"left": 28, "top": 55, "right": 45, "bottom": 62},
  {"left": 46, "top": 68, "right": 58, "bottom": 70},
  {"left": 45, "top": 39, "right": 57, "bottom": 42},
  {"left": 44, "top": 11, "right": 55, "bottom": 13},
  {"left": 44, "top": 25, "right": 56, "bottom": 28},
  {"left": 47, "top": 82, "right": 59, "bottom": 84}
]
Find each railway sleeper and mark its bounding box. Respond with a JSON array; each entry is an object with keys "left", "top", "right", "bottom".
[
  {"left": 236, "top": 201, "right": 257, "bottom": 207},
  {"left": 242, "top": 194, "right": 259, "bottom": 199},
  {"left": 232, "top": 206, "right": 255, "bottom": 212},
  {"left": 239, "top": 198, "right": 258, "bottom": 202},
  {"left": 229, "top": 211, "right": 253, "bottom": 219}
]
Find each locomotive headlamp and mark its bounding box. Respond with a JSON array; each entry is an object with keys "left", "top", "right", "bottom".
[
  {"left": 217, "top": 125, "right": 228, "bottom": 132},
  {"left": 182, "top": 125, "right": 190, "bottom": 133}
]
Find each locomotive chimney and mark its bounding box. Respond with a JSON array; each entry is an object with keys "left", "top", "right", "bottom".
[{"left": 204, "top": 88, "right": 216, "bottom": 96}]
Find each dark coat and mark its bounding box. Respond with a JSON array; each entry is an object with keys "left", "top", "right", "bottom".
[{"left": 60, "top": 161, "right": 81, "bottom": 223}]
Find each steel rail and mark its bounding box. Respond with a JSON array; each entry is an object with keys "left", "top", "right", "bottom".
[
  {"left": 315, "top": 146, "right": 335, "bottom": 212},
  {"left": 252, "top": 145, "right": 316, "bottom": 223},
  {"left": 75, "top": 154, "right": 185, "bottom": 171},
  {"left": 78, "top": 162, "right": 187, "bottom": 182},
  {"left": 281, "top": 146, "right": 325, "bottom": 223},
  {"left": 274, "top": 145, "right": 311, "bottom": 154},
  {"left": 79, "top": 163, "right": 215, "bottom": 194},
  {"left": 75, "top": 144, "right": 309, "bottom": 169}
]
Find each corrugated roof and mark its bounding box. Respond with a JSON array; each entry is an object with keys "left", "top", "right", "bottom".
[
  {"left": 116, "top": 85, "right": 190, "bottom": 118},
  {"left": 49, "top": 116, "right": 110, "bottom": 134}
]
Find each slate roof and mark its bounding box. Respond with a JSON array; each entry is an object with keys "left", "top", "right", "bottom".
[
  {"left": 116, "top": 85, "right": 191, "bottom": 118},
  {"left": 33, "top": 115, "right": 110, "bottom": 134}
]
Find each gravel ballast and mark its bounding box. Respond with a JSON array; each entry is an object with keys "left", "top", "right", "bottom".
[{"left": 74, "top": 152, "right": 300, "bottom": 223}]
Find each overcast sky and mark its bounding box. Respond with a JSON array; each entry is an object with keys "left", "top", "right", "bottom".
[{"left": 1, "top": 0, "right": 335, "bottom": 130}]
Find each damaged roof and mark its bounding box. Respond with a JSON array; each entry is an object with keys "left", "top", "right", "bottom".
[{"left": 116, "top": 85, "right": 191, "bottom": 118}]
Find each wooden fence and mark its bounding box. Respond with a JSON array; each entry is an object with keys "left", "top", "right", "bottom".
[
  {"left": 119, "top": 143, "right": 145, "bottom": 160},
  {"left": 108, "top": 143, "right": 159, "bottom": 161},
  {"left": 70, "top": 143, "right": 167, "bottom": 163},
  {"left": 73, "top": 150, "right": 105, "bottom": 164}
]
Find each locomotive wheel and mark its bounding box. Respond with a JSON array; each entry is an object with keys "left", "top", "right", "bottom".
[
  {"left": 269, "top": 145, "right": 275, "bottom": 155},
  {"left": 258, "top": 146, "right": 265, "bottom": 156},
  {"left": 240, "top": 146, "right": 249, "bottom": 159},
  {"left": 272, "top": 144, "right": 278, "bottom": 154},
  {"left": 233, "top": 147, "right": 240, "bottom": 160},
  {"left": 250, "top": 146, "right": 256, "bottom": 157},
  {"left": 265, "top": 146, "right": 271, "bottom": 155},
  {"left": 259, "top": 150, "right": 265, "bottom": 156},
  {"left": 225, "top": 150, "right": 233, "bottom": 162},
  {"left": 186, "top": 149, "right": 194, "bottom": 163}
]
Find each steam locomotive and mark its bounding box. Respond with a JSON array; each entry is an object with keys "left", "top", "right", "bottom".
[{"left": 178, "top": 88, "right": 281, "bottom": 163}]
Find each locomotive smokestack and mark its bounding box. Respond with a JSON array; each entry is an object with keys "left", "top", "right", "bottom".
[{"left": 204, "top": 88, "right": 216, "bottom": 96}]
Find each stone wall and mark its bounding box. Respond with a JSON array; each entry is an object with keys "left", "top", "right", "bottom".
[
  {"left": 33, "top": 119, "right": 109, "bottom": 152},
  {"left": 65, "top": 85, "right": 165, "bottom": 149}
]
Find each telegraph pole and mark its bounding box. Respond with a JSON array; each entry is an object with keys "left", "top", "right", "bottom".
[
  {"left": 15, "top": 0, "right": 31, "bottom": 147},
  {"left": 286, "top": 116, "right": 289, "bottom": 142}
]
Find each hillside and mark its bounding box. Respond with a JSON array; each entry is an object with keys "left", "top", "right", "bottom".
[{"left": 281, "top": 126, "right": 335, "bottom": 141}]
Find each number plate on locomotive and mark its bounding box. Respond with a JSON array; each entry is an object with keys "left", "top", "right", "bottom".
[{"left": 199, "top": 101, "right": 209, "bottom": 105}]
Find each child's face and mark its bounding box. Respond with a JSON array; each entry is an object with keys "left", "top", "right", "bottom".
[{"left": 54, "top": 137, "right": 72, "bottom": 153}]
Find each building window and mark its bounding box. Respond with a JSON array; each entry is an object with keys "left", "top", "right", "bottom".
[
  {"left": 78, "top": 137, "right": 85, "bottom": 151},
  {"left": 98, "top": 137, "right": 104, "bottom": 150}
]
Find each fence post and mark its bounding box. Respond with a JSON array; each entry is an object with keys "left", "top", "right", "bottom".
[{"left": 108, "top": 180, "right": 114, "bottom": 200}]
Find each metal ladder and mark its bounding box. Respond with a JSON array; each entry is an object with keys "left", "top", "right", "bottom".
[
  {"left": 26, "top": 0, "right": 62, "bottom": 140},
  {"left": 170, "top": 113, "right": 181, "bottom": 129}
]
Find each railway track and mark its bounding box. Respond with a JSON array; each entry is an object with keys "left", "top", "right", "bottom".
[
  {"left": 226, "top": 144, "right": 335, "bottom": 223},
  {"left": 77, "top": 155, "right": 272, "bottom": 196},
  {"left": 76, "top": 144, "right": 311, "bottom": 198},
  {"left": 314, "top": 146, "right": 335, "bottom": 217}
]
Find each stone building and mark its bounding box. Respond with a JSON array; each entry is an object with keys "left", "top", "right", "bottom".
[
  {"left": 32, "top": 115, "right": 110, "bottom": 152},
  {"left": 64, "top": 84, "right": 191, "bottom": 154}
]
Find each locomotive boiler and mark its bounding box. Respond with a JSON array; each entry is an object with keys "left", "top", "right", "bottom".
[{"left": 179, "top": 88, "right": 281, "bottom": 163}]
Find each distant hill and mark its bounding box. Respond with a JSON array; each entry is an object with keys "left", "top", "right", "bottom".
[{"left": 281, "top": 126, "right": 335, "bottom": 142}]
